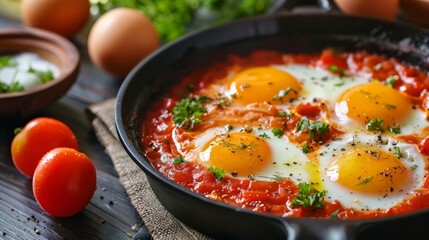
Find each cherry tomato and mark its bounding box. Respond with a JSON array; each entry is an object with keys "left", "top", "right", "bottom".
[
  {"left": 33, "top": 148, "right": 96, "bottom": 217},
  {"left": 11, "top": 117, "right": 78, "bottom": 177},
  {"left": 419, "top": 136, "right": 429, "bottom": 155}
]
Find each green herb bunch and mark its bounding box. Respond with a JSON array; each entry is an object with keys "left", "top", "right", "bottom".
[{"left": 91, "top": 0, "right": 273, "bottom": 42}]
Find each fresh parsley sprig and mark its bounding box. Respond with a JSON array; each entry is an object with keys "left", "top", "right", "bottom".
[
  {"left": 172, "top": 96, "right": 210, "bottom": 130},
  {"left": 366, "top": 119, "right": 384, "bottom": 132},
  {"left": 296, "top": 117, "right": 330, "bottom": 141},
  {"left": 291, "top": 182, "right": 327, "bottom": 209},
  {"left": 208, "top": 166, "right": 225, "bottom": 181}
]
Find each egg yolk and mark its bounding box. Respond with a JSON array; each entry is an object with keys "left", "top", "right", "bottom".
[
  {"left": 326, "top": 148, "right": 409, "bottom": 195},
  {"left": 335, "top": 83, "right": 411, "bottom": 126},
  {"left": 199, "top": 132, "right": 271, "bottom": 177},
  {"left": 228, "top": 67, "right": 301, "bottom": 105}
]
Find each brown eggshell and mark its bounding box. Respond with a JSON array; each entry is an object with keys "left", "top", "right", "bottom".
[
  {"left": 21, "top": 0, "right": 90, "bottom": 37},
  {"left": 334, "top": 0, "right": 399, "bottom": 20},
  {"left": 87, "top": 8, "right": 160, "bottom": 78},
  {"left": 401, "top": 0, "right": 429, "bottom": 27}
]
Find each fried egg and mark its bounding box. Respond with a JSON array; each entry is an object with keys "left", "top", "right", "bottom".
[
  {"left": 190, "top": 126, "right": 311, "bottom": 183},
  {"left": 223, "top": 64, "right": 368, "bottom": 108},
  {"left": 334, "top": 82, "right": 428, "bottom": 135},
  {"left": 318, "top": 133, "right": 425, "bottom": 210}
]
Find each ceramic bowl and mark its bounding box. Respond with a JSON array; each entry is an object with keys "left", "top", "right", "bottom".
[{"left": 0, "top": 27, "right": 80, "bottom": 116}]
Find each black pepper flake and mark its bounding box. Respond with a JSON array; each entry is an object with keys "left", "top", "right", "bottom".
[
  {"left": 231, "top": 172, "right": 238, "bottom": 177},
  {"left": 100, "top": 196, "right": 104, "bottom": 200},
  {"left": 109, "top": 201, "right": 114, "bottom": 205},
  {"left": 100, "top": 219, "right": 106, "bottom": 224},
  {"left": 2, "top": 232, "right": 6, "bottom": 236}
]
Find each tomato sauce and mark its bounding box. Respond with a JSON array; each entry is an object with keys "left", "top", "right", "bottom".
[{"left": 141, "top": 49, "right": 429, "bottom": 219}]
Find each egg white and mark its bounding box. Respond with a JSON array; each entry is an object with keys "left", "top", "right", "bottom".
[
  {"left": 318, "top": 133, "right": 426, "bottom": 211},
  {"left": 190, "top": 126, "right": 311, "bottom": 183}
]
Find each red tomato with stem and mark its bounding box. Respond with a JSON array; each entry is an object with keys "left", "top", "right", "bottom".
[
  {"left": 11, "top": 117, "right": 78, "bottom": 177},
  {"left": 33, "top": 147, "right": 96, "bottom": 217}
]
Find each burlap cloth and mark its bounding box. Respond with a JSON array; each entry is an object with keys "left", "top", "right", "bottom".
[{"left": 87, "top": 98, "right": 211, "bottom": 240}]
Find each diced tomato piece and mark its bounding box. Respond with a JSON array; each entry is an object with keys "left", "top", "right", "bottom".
[
  {"left": 419, "top": 137, "right": 429, "bottom": 155},
  {"left": 241, "top": 190, "right": 271, "bottom": 203},
  {"left": 319, "top": 49, "right": 348, "bottom": 69},
  {"left": 296, "top": 103, "right": 322, "bottom": 119}
]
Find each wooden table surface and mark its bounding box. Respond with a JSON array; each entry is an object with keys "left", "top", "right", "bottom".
[{"left": 0, "top": 15, "right": 151, "bottom": 240}]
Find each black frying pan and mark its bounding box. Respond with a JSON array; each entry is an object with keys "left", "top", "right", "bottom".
[{"left": 116, "top": 13, "right": 429, "bottom": 240}]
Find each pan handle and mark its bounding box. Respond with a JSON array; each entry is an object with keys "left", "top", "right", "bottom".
[{"left": 279, "top": 218, "right": 360, "bottom": 240}]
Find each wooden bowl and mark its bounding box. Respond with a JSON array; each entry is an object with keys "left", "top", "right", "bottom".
[{"left": 0, "top": 28, "right": 79, "bottom": 117}]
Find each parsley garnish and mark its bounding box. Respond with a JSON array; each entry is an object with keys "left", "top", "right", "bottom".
[
  {"left": 0, "top": 56, "right": 17, "bottom": 68},
  {"left": 261, "top": 174, "right": 285, "bottom": 181},
  {"left": 225, "top": 124, "right": 233, "bottom": 131},
  {"left": 411, "top": 165, "right": 418, "bottom": 171},
  {"left": 296, "top": 117, "right": 330, "bottom": 141},
  {"left": 291, "top": 182, "right": 327, "bottom": 209},
  {"left": 272, "top": 87, "right": 298, "bottom": 103},
  {"left": 172, "top": 96, "right": 210, "bottom": 130},
  {"left": 366, "top": 119, "right": 384, "bottom": 132},
  {"left": 14, "top": 128, "right": 22, "bottom": 135},
  {"left": 302, "top": 144, "right": 309, "bottom": 154},
  {"left": 356, "top": 177, "right": 373, "bottom": 186},
  {"left": 28, "top": 67, "right": 54, "bottom": 83},
  {"left": 186, "top": 84, "right": 195, "bottom": 91},
  {"left": 272, "top": 128, "right": 284, "bottom": 138},
  {"left": 278, "top": 111, "right": 288, "bottom": 117},
  {"left": 384, "top": 104, "right": 396, "bottom": 110},
  {"left": 329, "top": 209, "right": 340, "bottom": 219},
  {"left": 0, "top": 81, "right": 25, "bottom": 93},
  {"left": 389, "top": 125, "right": 401, "bottom": 134},
  {"left": 334, "top": 81, "right": 345, "bottom": 87},
  {"left": 213, "top": 97, "right": 231, "bottom": 108},
  {"left": 329, "top": 65, "right": 346, "bottom": 77},
  {"left": 258, "top": 133, "right": 270, "bottom": 139},
  {"left": 208, "top": 166, "right": 225, "bottom": 181},
  {"left": 173, "top": 156, "right": 184, "bottom": 164},
  {"left": 385, "top": 75, "right": 399, "bottom": 88},
  {"left": 393, "top": 146, "right": 402, "bottom": 158}
]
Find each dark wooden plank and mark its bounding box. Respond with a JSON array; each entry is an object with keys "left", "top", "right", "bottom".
[{"left": 0, "top": 15, "right": 150, "bottom": 240}]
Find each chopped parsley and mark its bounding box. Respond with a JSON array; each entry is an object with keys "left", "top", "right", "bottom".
[
  {"left": 291, "top": 182, "right": 327, "bottom": 209},
  {"left": 208, "top": 166, "right": 225, "bottom": 181},
  {"left": 356, "top": 177, "right": 373, "bottom": 186},
  {"left": 411, "top": 165, "right": 418, "bottom": 171},
  {"left": 0, "top": 81, "right": 24, "bottom": 93},
  {"left": 225, "top": 124, "right": 233, "bottom": 131},
  {"left": 28, "top": 67, "right": 54, "bottom": 83},
  {"left": 384, "top": 104, "right": 396, "bottom": 110},
  {"left": 393, "top": 146, "right": 402, "bottom": 158},
  {"left": 278, "top": 111, "right": 288, "bottom": 117},
  {"left": 0, "top": 56, "right": 16, "bottom": 68},
  {"left": 329, "top": 64, "right": 346, "bottom": 77},
  {"left": 385, "top": 75, "right": 399, "bottom": 88},
  {"left": 261, "top": 174, "right": 285, "bottom": 181},
  {"left": 366, "top": 118, "right": 384, "bottom": 132},
  {"left": 186, "top": 84, "right": 195, "bottom": 91},
  {"left": 334, "top": 80, "right": 345, "bottom": 87},
  {"left": 272, "top": 128, "right": 284, "bottom": 138},
  {"left": 272, "top": 87, "right": 297, "bottom": 103},
  {"left": 302, "top": 144, "right": 309, "bottom": 154},
  {"left": 389, "top": 125, "right": 401, "bottom": 134},
  {"left": 172, "top": 96, "right": 210, "bottom": 130},
  {"left": 173, "top": 156, "right": 184, "bottom": 164},
  {"left": 258, "top": 132, "right": 270, "bottom": 139},
  {"left": 329, "top": 209, "right": 340, "bottom": 219},
  {"left": 296, "top": 117, "right": 330, "bottom": 141}
]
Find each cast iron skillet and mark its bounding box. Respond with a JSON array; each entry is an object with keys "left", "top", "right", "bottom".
[{"left": 116, "top": 13, "right": 429, "bottom": 240}]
